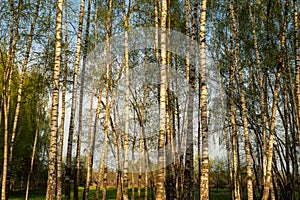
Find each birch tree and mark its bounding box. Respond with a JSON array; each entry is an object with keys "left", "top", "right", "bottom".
[
  {"left": 64, "top": 0, "right": 85, "bottom": 199},
  {"left": 84, "top": 1, "right": 98, "bottom": 199},
  {"left": 74, "top": 0, "right": 92, "bottom": 198},
  {"left": 45, "top": 0, "right": 63, "bottom": 198},
  {"left": 56, "top": 0, "right": 68, "bottom": 198},
  {"left": 199, "top": 0, "right": 209, "bottom": 199},
  {"left": 293, "top": 0, "right": 300, "bottom": 145},
  {"left": 229, "top": 1, "right": 253, "bottom": 199},
  {"left": 1, "top": 1, "right": 23, "bottom": 198},
  {"left": 122, "top": 0, "right": 131, "bottom": 198},
  {"left": 262, "top": 1, "right": 289, "bottom": 198},
  {"left": 183, "top": 0, "right": 195, "bottom": 198},
  {"left": 156, "top": 0, "right": 168, "bottom": 199}
]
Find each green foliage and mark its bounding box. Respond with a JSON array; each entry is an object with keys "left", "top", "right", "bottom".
[{"left": 209, "top": 158, "right": 230, "bottom": 189}]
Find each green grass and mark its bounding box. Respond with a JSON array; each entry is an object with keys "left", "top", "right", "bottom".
[
  {"left": 8, "top": 190, "right": 46, "bottom": 200},
  {"left": 9, "top": 186, "right": 232, "bottom": 200},
  {"left": 9, "top": 186, "right": 149, "bottom": 200}
]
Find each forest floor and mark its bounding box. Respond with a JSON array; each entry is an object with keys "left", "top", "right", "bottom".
[{"left": 9, "top": 186, "right": 234, "bottom": 199}]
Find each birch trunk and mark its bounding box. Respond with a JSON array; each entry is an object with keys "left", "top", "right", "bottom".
[
  {"left": 262, "top": 1, "right": 288, "bottom": 199},
  {"left": 101, "top": 94, "right": 110, "bottom": 200},
  {"left": 56, "top": 0, "right": 67, "bottom": 198},
  {"left": 228, "top": 27, "right": 241, "bottom": 200},
  {"left": 138, "top": 85, "right": 147, "bottom": 200},
  {"left": 1, "top": 73, "right": 9, "bottom": 200},
  {"left": 248, "top": 3, "right": 268, "bottom": 190},
  {"left": 229, "top": 1, "right": 253, "bottom": 199},
  {"left": 122, "top": 0, "right": 130, "bottom": 198},
  {"left": 293, "top": 0, "right": 300, "bottom": 145},
  {"left": 156, "top": 0, "right": 167, "bottom": 199},
  {"left": 114, "top": 110, "right": 122, "bottom": 200},
  {"left": 7, "top": 1, "right": 41, "bottom": 195},
  {"left": 84, "top": 84, "right": 94, "bottom": 200},
  {"left": 74, "top": 0, "right": 91, "bottom": 198},
  {"left": 94, "top": 1, "right": 113, "bottom": 199},
  {"left": 25, "top": 3, "right": 48, "bottom": 198},
  {"left": 45, "top": 0, "right": 63, "bottom": 198},
  {"left": 84, "top": 2, "right": 97, "bottom": 199},
  {"left": 211, "top": 1, "right": 233, "bottom": 197},
  {"left": 101, "top": 2, "right": 112, "bottom": 198},
  {"left": 183, "top": 0, "right": 195, "bottom": 198},
  {"left": 199, "top": 0, "right": 209, "bottom": 199},
  {"left": 0, "top": 0, "right": 15, "bottom": 126},
  {"left": 91, "top": 75, "right": 104, "bottom": 200},
  {"left": 64, "top": 0, "right": 85, "bottom": 199},
  {"left": 1, "top": 1, "right": 22, "bottom": 198}
]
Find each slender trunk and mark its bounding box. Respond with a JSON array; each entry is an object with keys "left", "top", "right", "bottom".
[
  {"left": 262, "top": 1, "right": 288, "bottom": 199},
  {"left": 114, "top": 110, "right": 122, "bottom": 200},
  {"left": 102, "top": 97, "right": 110, "bottom": 200},
  {"left": 287, "top": 58, "right": 299, "bottom": 198},
  {"left": 248, "top": 2, "right": 268, "bottom": 190},
  {"left": 99, "top": 68, "right": 126, "bottom": 200},
  {"left": 165, "top": 0, "right": 176, "bottom": 198},
  {"left": 91, "top": 6, "right": 105, "bottom": 200},
  {"left": 192, "top": 0, "right": 201, "bottom": 198},
  {"left": 229, "top": 1, "right": 253, "bottom": 199},
  {"left": 228, "top": 28, "right": 241, "bottom": 200},
  {"left": 138, "top": 132, "right": 143, "bottom": 200},
  {"left": 7, "top": 1, "right": 40, "bottom": 196},
  {"left": 1, "top": 1, "right": 22, "bottom": 199},
  {"left": 83, "top": 3, "right": 94, "bottom": 200},
  {"left": 100, "top": 3, "right": 113, "bottom": 198},
  {"left": 94, "top": 148, "right": 104, "bottom": 200},
  {"left": 183, "top": 0, "right": 196, "bottom": 198},
  {"left": 26, "top": 6, "right": 48, "bottom": 196},
  {"left": 131, "top": 137, "right": 136, "bottom": 200},
  {"left": 137, "top": 85, "right": 147, "bottom": 200},
  {"left": 84, "top": 77, "right": 94, "bottom": 200},
  {"left": 212, "top": 0, "right": 234, "bottom": 198},
  {"left": 25, "top": 67, "right": 46, "bottom": 200},
  {"left": 131, "top": 101, "right": 137, "bottom": 200},
  {"left": 98, "top": 54, "right": 125, "bottom": 200},
  {"left": 249, "top": 66, "right": 263, "bottom": 196},
  {"left": 91, "top": 75, "right": 104, "bottom": 200},
  {"left": 74, "top": 0, "right": 91, "bottom": 199},
  {"left": 140, "top": 84, "right": 152, "bottom": 200},
  {"left": 4, "top": 0, "right": 23, "bottom": 121},
  {"left": 293, "top": 0, "right": 300, "bottom": 146},
  {"left": 1, "top": 75, "right": 9, "bottom": 200},
  {"left": 93, "top": 17, "right": 114, "bottom": 200},
  {"left": 199, "top": 0, "right": 209, "bottom": 199},
  {"left": 45, "top": 0, "right": 63, "bottom": 198},
  {"left": 56, "top": 0, "right": 67, "bottom": 198},
  {"left": 144, "top": 150, "right": 148, "bottom": 200},
  {"left": 142, "top": 121, "right": 155, "bottom": 200},
  {"left": 64, "top": 0, "right": 85, "bottom": 199},
  {"left": 122, "top": 0, "right": 130, "bottom": 198},
  {"left": 156, "top": 0, "right": 168, "bottom": 199},
  {"left": 154, "top": 0, "right": 159, "bottom": 61},
  {"left": 1, "top": 0, "right": 22, "bottom": 120},
  {"left": 0, "top": 0, "right": 14, "bottom": 126},
  {"left": 283, "top": 74, "right": 293, "bottom": 199}
]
